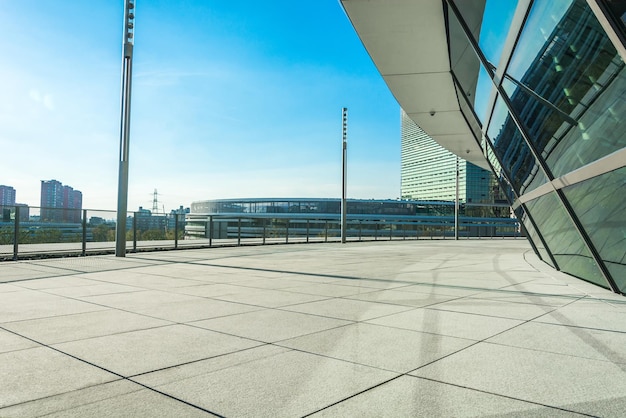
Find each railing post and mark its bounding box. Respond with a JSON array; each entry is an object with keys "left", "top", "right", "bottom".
[
  {"left": 130, "top": 213, "right": 136, "bottom": 252},
  {"left": 174, "top": 213, "right": 179, "bottom": 249},
  {"left": 237, "top": 217, "right": 241, "bottom": 246},
  {"left": 285, "top": 219, "right": 289, "bottom": 244},
  {"left": 375, "top": 223, "right": 378, "bottom": 241},
  {"left": 82, "top": 209, "right": 87, "bottom": 256},
  {"left": 389, "top": 223, "right": 393, "bottom": 240},
  {"left": 262, "top": 219, "right": 266, "bottom": 245},
  {"left": 306, "top": 219, "right": 309, "bottom": 243},
  {"left": 13, "top": 205, "right": 20, "bottom": 261},
  {"left": 209, "top": 215, "right": 213, "bottom": 247},
  {"left": 359, "top": 221, "right": 362, "bottom": 241},
  {"left": 325, "top": 221, "right": 328, "bottom": 242}
]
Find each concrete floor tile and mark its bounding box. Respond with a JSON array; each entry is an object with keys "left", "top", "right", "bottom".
[
  {"left": 135, "top": 344, "right": 291, "bottom": 387},
  {"left": 366, "top": 307, "right": 522, "bottom": 340},
  {"left": 212, "top": 288, "right": 329, "bottom": 308},
  {"left": 469, "top": 290, "right": 582, "bottom": 307},
  {"left": 283, "top": 282, "right": 381, "bottom": 297},
  {"left": 52, "top": 324, "right": 261, "bottom": 376},
  {"left": 346, "top": 289, "right": 457, "bottom": 308},
  {"left": 0, "top": 329, "right": 39, "bottom": 353},
  {"left": 12, "top": 276, "right": 101, "bottom": 290},
  {"left": 284, "top": 297, "right": 413, "bottom": 321},
  {"left": 171, "top": 283, "right": 254, "bottom": 298},
  {"left": 0, "top": 380, "right": 141, "bottom": 417},
  {"left": 0, "top": 346, "right": 118, "bottom": 408},
  {"left": 536, "top": 299, "right": 626, "bottom": 332},
  {"left": 139, "top": 348, "right": 396, "bottom": 418},
  {"left": 191, "top": 309, "right": 351, "bottom": 342},
  {"left": 44, "top": 282, "right": 145, "bottom": 297},
  {"left": 310, "top": 375, "right": 577, "bottom": 417},
  {"left": 40, "top": 386, "right": 214, "bottom": 417},
  {"left": 278, "top": 322, "right": 474, "bottom": 373},
  {"left": 487, "top": 321, "right": 626, "bottom": 363},
  {"left": 411, "top": 342, "right": 626, "bottom": 416},
  {"left": 132, "top": 298, "right": 262, "bottom": 322},
  {"left": 79, "top": 289, "right": 202, "bottom": 310},
  {"left": 0, "top": 283, "right": 23, "bottom": 293},
  {"left": 0, "top": 290, "right": 108, "bottom": 324},
  {"left": 428, "top": 297, "right": 557, "bottom": 320},
  {"left": 3, "top": 309, "right": 171, "bottom": 344}
]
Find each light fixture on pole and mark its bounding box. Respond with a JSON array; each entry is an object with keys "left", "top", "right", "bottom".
[
  {"left": 115, "top": 0, "right": 135, "bottom": 257},
  {"left": 341, "top": 107, "right": 348, "bottom": 244}
]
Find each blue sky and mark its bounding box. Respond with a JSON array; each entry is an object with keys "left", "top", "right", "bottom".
[{"left": 0, "top": 0, "right": 400, "bottom": 212}]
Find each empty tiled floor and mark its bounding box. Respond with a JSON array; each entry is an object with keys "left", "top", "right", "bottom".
[{"left": 1, "top": 240, "right": 625, "bottom": 417}]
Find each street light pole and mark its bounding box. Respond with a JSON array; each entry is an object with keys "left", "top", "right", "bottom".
[
  {"left": 454, "top": 156, "right": 459, "bottom": 240},
  {"left": 341, "top": 107, "right": 348, "bottom": 244},
  {"left": 115, "top": 0, "right": 136, "bottom": 257}
]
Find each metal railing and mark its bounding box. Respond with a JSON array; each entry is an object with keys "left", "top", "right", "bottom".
[{"left": 0, "top": 206, "right": 521, "bottom": 261}]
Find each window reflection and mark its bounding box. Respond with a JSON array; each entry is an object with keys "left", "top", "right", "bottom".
[
  {"left": 515, "top": 205, "right": 554, "bottom": 267},
  {"left": 486, "top": 95, "right": 546, "bottom": 194},
  {"left": 502, "top": 0, "right": 625, "bottom": 177},
  {"left": 563, "top": 167, "right": 626, "bottom": 292},
  {"left": 524, "top": 192, "right": 607, "bottom": 288},
  {"left": 477, "top": 0, "right": 519, "bottom": 66},
  {"left": 448, "top": 2, "right": 492, "bottom": 125}
]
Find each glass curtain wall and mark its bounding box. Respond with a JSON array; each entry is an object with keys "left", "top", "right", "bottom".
[{"left": 447, "top": 0, "right": 626, "bottom": 293}]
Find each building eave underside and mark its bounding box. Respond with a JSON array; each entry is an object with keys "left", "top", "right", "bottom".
[{"left": 341, "top": 0, "right": 490, "bottom": 170}]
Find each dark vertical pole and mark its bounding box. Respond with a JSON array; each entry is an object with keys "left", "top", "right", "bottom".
[
  {"left": 262, "top": 219, "right": 266, "bottom": 245},
  {"left": 13, "top": 206, "right": 20, "bottom": 260},
  {"left": 82, "top": 209, "right": 87, "bottom": 256},
  {"left": 132, "top": 213, "right": 137, "bottom": 252},
  {"left": 306, "top": 219, "right": 310, "bottom": 243},
  {"left": 285, "top": 219, "right": 289, "bottom": 244},
  {"left": 174, "top": 213, "right": 179, "bottom": 249},
  {"left": 209, "top": 215, "right": 213, "bottom": 247},
  {"left": 237, "top": 217, "right": 241, "bottom": 246}
]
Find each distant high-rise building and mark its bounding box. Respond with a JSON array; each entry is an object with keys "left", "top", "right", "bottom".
[
  {"left": 0, "top": 185, "right": 16, "bottom": 207},
  {"left": 400, "top": 110, "right": 504, "bottom": 205},
  {"left": 40, "top": 180, "right": 82, "bottom": 222}
]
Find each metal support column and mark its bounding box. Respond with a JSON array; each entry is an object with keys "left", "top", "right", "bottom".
[
  {"left": 341, "top": 107, "right": 348, "bottom": 243},
  {"left": 115, "top": 0, "right": 136, "bottom": 257},
  {"left": 455, "top": 156, "right": 460, "bottom": 240}
]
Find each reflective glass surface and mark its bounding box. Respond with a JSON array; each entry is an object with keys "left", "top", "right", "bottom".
[
  {"left": 505, "top": 0, "right": 626, "bottom": 177},
  {"left": 477, "top": 0, "right": 519, "bottom": 66},
  {"left": 487, "top": 94, "right": 546, "bottom": 193},
  {"left": 524, "top": 192, "right": 607, "bottom": 288},
  {"left": 448, "top": 3, "right": 492, "bottom": 125},
  {"left": 563, "top": 167, "right": 626, "bottom": 292},
  {"left": 515, "top": 205, "right": 553, "bottom": 267}
]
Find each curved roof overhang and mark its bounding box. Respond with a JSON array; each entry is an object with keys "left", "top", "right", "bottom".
[{"left": 340, "top": 0, "right": 490, "bottom": 170}]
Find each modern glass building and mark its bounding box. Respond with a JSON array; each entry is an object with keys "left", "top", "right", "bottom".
[{"left": 341, "top": 0, "right": 626, "bottom": 294}]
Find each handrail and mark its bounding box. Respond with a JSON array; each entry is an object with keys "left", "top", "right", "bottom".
[{"left": 0, "top": 206, "right": 521, "bottom": 261}]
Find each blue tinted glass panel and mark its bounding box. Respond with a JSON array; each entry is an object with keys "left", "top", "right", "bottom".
[
  {"left": 563, "top": 167, "right": 626, "bottom": 292},
  {"left": 516, "top": 205, "right": 553, "bottom": 267},
  {"left": 524, "top": 191, "right": 607, "bottom": 288},
  {"left": 487, "top": 95, "right": 546, "bottom": 194},
  {"left": 448, "top": 3, "right": 493, "bottom": 125},
  {"left": 477, "top": 0, "right": 519, "bottom": 66},
  {"left": 504, "top": 0, "right": 625, "bottom": 176}
]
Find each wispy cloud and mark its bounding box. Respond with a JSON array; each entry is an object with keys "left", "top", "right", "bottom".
[{"left": 28, "top": 89, "right": 54, "bottom": 110}]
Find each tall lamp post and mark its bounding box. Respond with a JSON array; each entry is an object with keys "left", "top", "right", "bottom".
[
  {"left": 341, "top": 107, "right": 348, "bottom": 243},
  {"left": 115, "top": 0, "right": 136, "bottom": 257},
  {"left": 454, "top": 156, "right": 459, "bottom": 240}
]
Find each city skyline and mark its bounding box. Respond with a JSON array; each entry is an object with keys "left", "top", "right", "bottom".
[{"left": 0, "top": 1, "right": 400, "bottom": 211}]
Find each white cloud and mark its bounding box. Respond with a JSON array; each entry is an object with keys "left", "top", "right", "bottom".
[{"left": 28, "top": 88, "right": 54, "bottom": 110}]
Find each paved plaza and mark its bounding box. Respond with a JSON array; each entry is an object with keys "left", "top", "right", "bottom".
[{"left": 1, "top": 240, "right": 626, "bottom": 417}]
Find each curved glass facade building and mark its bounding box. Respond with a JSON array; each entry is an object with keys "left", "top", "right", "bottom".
[{"left": 341, "top": 0, "right": 626, "bottom": 294}]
